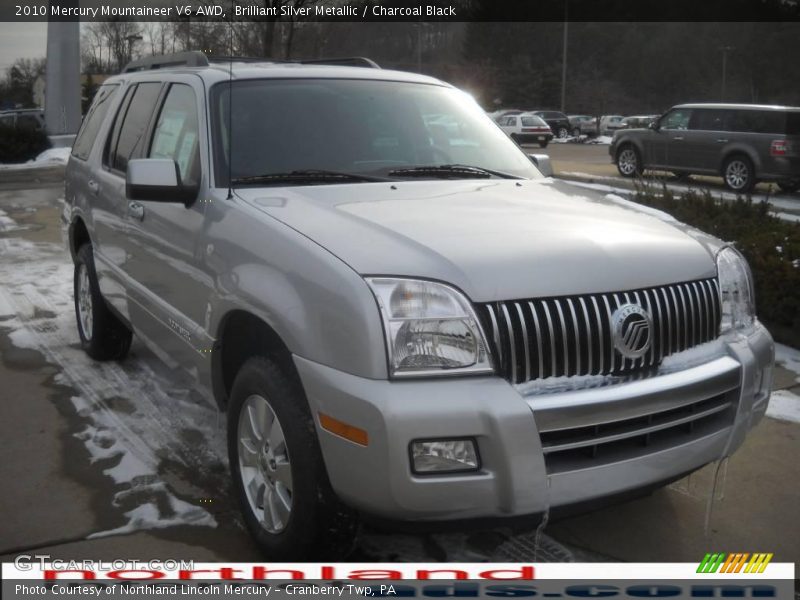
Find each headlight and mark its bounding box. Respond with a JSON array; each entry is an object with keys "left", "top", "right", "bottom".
[
  {"left": 365, "top": 278, "right": 493, "bottom": 378},
  {"left": 716, "top": 247, "right": 755, "bottom": 333}
]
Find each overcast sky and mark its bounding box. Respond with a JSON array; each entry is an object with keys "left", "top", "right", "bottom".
[{"left": 0, "top": 23, "right": 47, "bottom": 73}]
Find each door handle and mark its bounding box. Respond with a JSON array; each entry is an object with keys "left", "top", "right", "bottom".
[
  {"left": 127, "top": 201, "right": 145, "bottom": 221},
  {"left": 716, "top": 138, "right": 729, "bottom": 143},
  {"left": 88, "top": 180, "right": 100, "bottom": 195},
  {"left": 672, "top": 136, "right": 684, "bottom": 141}
]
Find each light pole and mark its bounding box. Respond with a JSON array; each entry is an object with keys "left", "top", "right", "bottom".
[
  {"left": 720, "top": 45, "right": 734, "bottom": 101},
  {"left": 126, "top": 34, "right": 144, "bottom": 66},
  {"left": 560, "top": 0, "right": 568, "bottom": 112}
]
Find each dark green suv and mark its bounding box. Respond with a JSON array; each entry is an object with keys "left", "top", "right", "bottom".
[{"left": 610, "top": 103, "right": 800, "bottom": 193}]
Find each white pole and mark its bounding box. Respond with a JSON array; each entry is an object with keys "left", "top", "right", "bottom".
[{"left": 44, "top": 0, "right": 81, "bottom": 136}]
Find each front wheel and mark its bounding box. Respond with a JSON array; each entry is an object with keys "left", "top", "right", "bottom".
[
  {"left": 557, "top": 126, "right": 570, "bottom": 139},
  {"left": 616, "top": 145, "right": 642, "bottom": 178},
  {"left": 723, "top": 155, "right": 755, "bottom": 193},
  {"left": 228, "top": 356, "right": 358, "bottom": 560},
  {"left": 74, "top": 244, "right": 132, "bottom": 360}
]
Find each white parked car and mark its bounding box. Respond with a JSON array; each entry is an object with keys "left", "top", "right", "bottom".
[
  {"left": 498, "top": 113, "right": 553, "bottom": 147},
  {"left": 600, "top": 115, "right": 626, "bottom": 136}
]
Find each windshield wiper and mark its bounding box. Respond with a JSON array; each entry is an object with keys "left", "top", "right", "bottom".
[
  {"left": 387, "top": 164, "right": 520, "bottom": 180},
  {"left": 231, "top": 169, "right": 389, "bottom": 186}
]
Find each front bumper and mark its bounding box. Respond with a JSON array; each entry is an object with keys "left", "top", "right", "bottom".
[{"left": 295, "top": 323, "right": 773, "bottom": 521}]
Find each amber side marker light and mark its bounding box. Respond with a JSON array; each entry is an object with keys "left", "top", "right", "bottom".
[{"left": 319, "top": 413, "right": 369, "bottom": 446}]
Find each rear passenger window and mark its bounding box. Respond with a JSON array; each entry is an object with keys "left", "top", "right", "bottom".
[
  {"left": 106, "top": 82, "right": 162, "bottom": 174},
  {"left": 689, "top": 109, "right": 730, "bottom": 132},
  {"left": 72, "top": 85, "right": 118, "bottom": 161},
  {"left": 149, "top": 84, "right": 200, "bottom": 186},
  {"left": 730, "top": 110, "right": 784, "bottom": 134}
]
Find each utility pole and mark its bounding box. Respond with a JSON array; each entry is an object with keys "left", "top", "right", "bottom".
[
  {"left": 560, "top": 1, "right": 568, "bottom": 112},
  {"left": 720, "top": 45, "right": 734, "bottom": 101}
]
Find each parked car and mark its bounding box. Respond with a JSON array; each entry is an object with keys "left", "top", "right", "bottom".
[
  {"left": 531, "top": 110, "right": 571, "bottom": 138},
  {"left": 498, "top": 113, "right": 553, "bottom": 147},
  {"left": 599, "top": 115, "right": 626, "bottom": 136},
  {"left": 490, "top": 109, "right": 524, "bottom": 123},
  {"left": 620, "top": 115, "right": 658, "bottom": 130},
  {"left": 0, "top": 108, "right": 45, "bottom": 130},
  {"left": 568, "top": 114, "right": 598, "bottom": 137},
  {"left": 64, "top": 52, "right": 774, "bottom": 559},
  {"left": 611, "top": 103, "right": 800, "bottom": 192}
]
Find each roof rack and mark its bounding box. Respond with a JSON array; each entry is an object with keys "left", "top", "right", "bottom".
[
  {"left": 123, "top": 52, "right": 381, "bottom": 73},
  {"left": 296, "top": 57, "right": 380, "bottom": 69},
  {"left": 123, "top": 51, "right": 210, "bottom": 73}
]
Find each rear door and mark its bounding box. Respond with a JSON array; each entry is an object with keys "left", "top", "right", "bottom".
[{"left": 681, "top": 108, "right": 731, "bottom": 173}]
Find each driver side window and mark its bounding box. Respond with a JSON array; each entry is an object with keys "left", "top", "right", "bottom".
[{"left": 660, "top": 109, "right": 693, "bottom": 130}]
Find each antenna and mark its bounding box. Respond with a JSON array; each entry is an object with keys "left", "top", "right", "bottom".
[{"left": 226, "top": 3, "right": 234, "bottom": 200}]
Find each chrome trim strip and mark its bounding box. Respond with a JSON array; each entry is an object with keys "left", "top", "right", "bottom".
[
  {"left": 541, "top": 400, "right": 732, "bottom": 454},
  {"left": 500, "top": 303, "right": 518, "bottom": 384},
  {"left": 515, "top": 302, "right": 531, "bottom": 384},
  {"left": 529, "top": 301, "right": 545, "bottom": 379},
  {"left": 529, "top": 356, "right": 740, "bottom": 432}
]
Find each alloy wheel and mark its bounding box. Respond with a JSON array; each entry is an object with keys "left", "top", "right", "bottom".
[
  {"left": 238, "top": 394, "right": 293, "bottom": 534},
  {"left": 725, "top": 159, "right": 750, "bottom": 190},
  {"left": 618, "top": 148, "right": 638, "bottom": 176}
]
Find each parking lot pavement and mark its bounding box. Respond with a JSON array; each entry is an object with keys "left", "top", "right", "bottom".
[{"left": 1, "top": 178, "right": 798, "bottom": 565}]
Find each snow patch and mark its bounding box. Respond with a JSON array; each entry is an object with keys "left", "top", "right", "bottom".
[
  {"left": 775, "top": 343, "right": 800, "bottom": 384},
  {"left": 766, "top": 389, "right": 800, "bottom": 424},
  {"left": 0, "top": 146, "right": 71, "bottom": 170}
]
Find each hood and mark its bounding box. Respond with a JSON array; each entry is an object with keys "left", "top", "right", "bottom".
[{"left": 237, "top": 179, "right": 719, "bottom": 302}]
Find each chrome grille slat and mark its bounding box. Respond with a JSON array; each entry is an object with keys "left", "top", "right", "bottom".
[{"left": 479, "top": 278, "right": 721, "bottom": 386}]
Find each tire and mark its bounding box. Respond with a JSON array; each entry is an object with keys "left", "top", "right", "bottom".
[
  {"left": 777, "top": 179, "right": 799, "bottom": 194},
  {"left": 74, "top": 244, "right": 132, "bottom": 361},
  {"left": 557, "top": 126, "right": 570, "bottom": 139},
  {"left": 672, "top": 171, "right": 690, "bottom": 182},
  {"left": 616, "top": 144, "right": 642, "bottom": 178},
  {"left": 538, "top": 140, "right": 549, "bottom": 148},
  {"left": 722, "top": 154, "right": 755, "bottom": 193},
  {"left": 227, "top": 356, "right": 358, "bottom": 560},
  {"left": 572, "top": 128, "right": 581, "bottom": 137}
]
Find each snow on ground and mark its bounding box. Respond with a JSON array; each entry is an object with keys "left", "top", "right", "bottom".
[
  {"left": 550, "top": 135, "right": 613, "bottom": 145},
  {"left": 776, "top": 343, "right": 800, "bottom": 384},
  {"left": 767, "top": 390, "right": 800, "bottom": 424},
  {"left": 0, "top": 226, "right": 219, "bottom": 538},
  {"left": 0, "top": 147, "right": 71, "bottom": 170}
]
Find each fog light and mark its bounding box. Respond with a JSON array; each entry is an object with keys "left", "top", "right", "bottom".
[{"left": 410, "top": 439, "right": 480, "bottom": 474}]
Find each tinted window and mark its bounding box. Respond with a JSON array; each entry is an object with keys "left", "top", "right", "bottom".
[
  {"left": 730, "top": 110, "right": 785, "bottom": 134},
  {"left": 787, "top": 112, "right": 800, "bottom": 136},
  {"left": 212, "top": 79, "right": 540, "bottom": 185},
  {"left": 661, "top": 109, "right": 692, "bottom": 130},
  {"left": 521, "top": 116, "right": 545, "bottom": 127},
  {"left": 108, "top": 82, "right": 162, "bottom": 173},
  {"left": 689, "top": 109, "right": 731, "bottom": 132},
  {"left": 149, "top": 84, "right": 200, "bottom": 186},
  {"left": 72, "top": 85, "right": 118, "bottom": 161}
]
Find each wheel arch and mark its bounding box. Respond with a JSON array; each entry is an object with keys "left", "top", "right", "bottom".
[
  {"left": 719, "top": 146, "right": 760, "bottom": 176},
  {"left": 68, "top": 216, "right": 91, "bottom": 262},
  {"left": 212, "top": 309, "right": 301, "bottom": 411}
]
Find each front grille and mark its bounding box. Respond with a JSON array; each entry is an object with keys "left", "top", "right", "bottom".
[
  {"left": 477, "top": 278, "right": 721, "bottom": 385},
  {"left": 540, "top": 392, "right": 734, "bottom": 474}
]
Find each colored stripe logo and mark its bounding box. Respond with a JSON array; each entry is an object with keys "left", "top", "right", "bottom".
[{"left": 697, "top": 553, "right": 773, "bottom": 573}]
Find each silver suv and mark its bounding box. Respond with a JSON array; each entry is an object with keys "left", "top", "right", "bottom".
[
  {"left": 611, "top": 103, "right": 800, "bottom": 193},
  {"left": 63, "top": 53, "right": 774, "bottom": 559}
]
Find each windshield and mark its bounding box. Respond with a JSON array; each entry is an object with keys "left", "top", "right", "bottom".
[{"left": 211, "top": 78, "right": 541, "bottom": 186}]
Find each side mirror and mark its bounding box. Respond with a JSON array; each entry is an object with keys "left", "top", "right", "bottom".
[
  {"left": 528, "top": 153, "right": 553, "bottom": 177},
  {"left": 126, "top": 158, "right": 198, "bottom": 206},
  {"left": 649, "top": 121, "right": 660, "bottom": 131}
]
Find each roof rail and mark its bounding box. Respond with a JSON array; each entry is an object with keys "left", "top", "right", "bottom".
[
  {"left": 296, "top": 57, "right": 380, "bottom": 69},
  {"left": 123, "top": 51, "right": 210, "bottom": 73}
]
